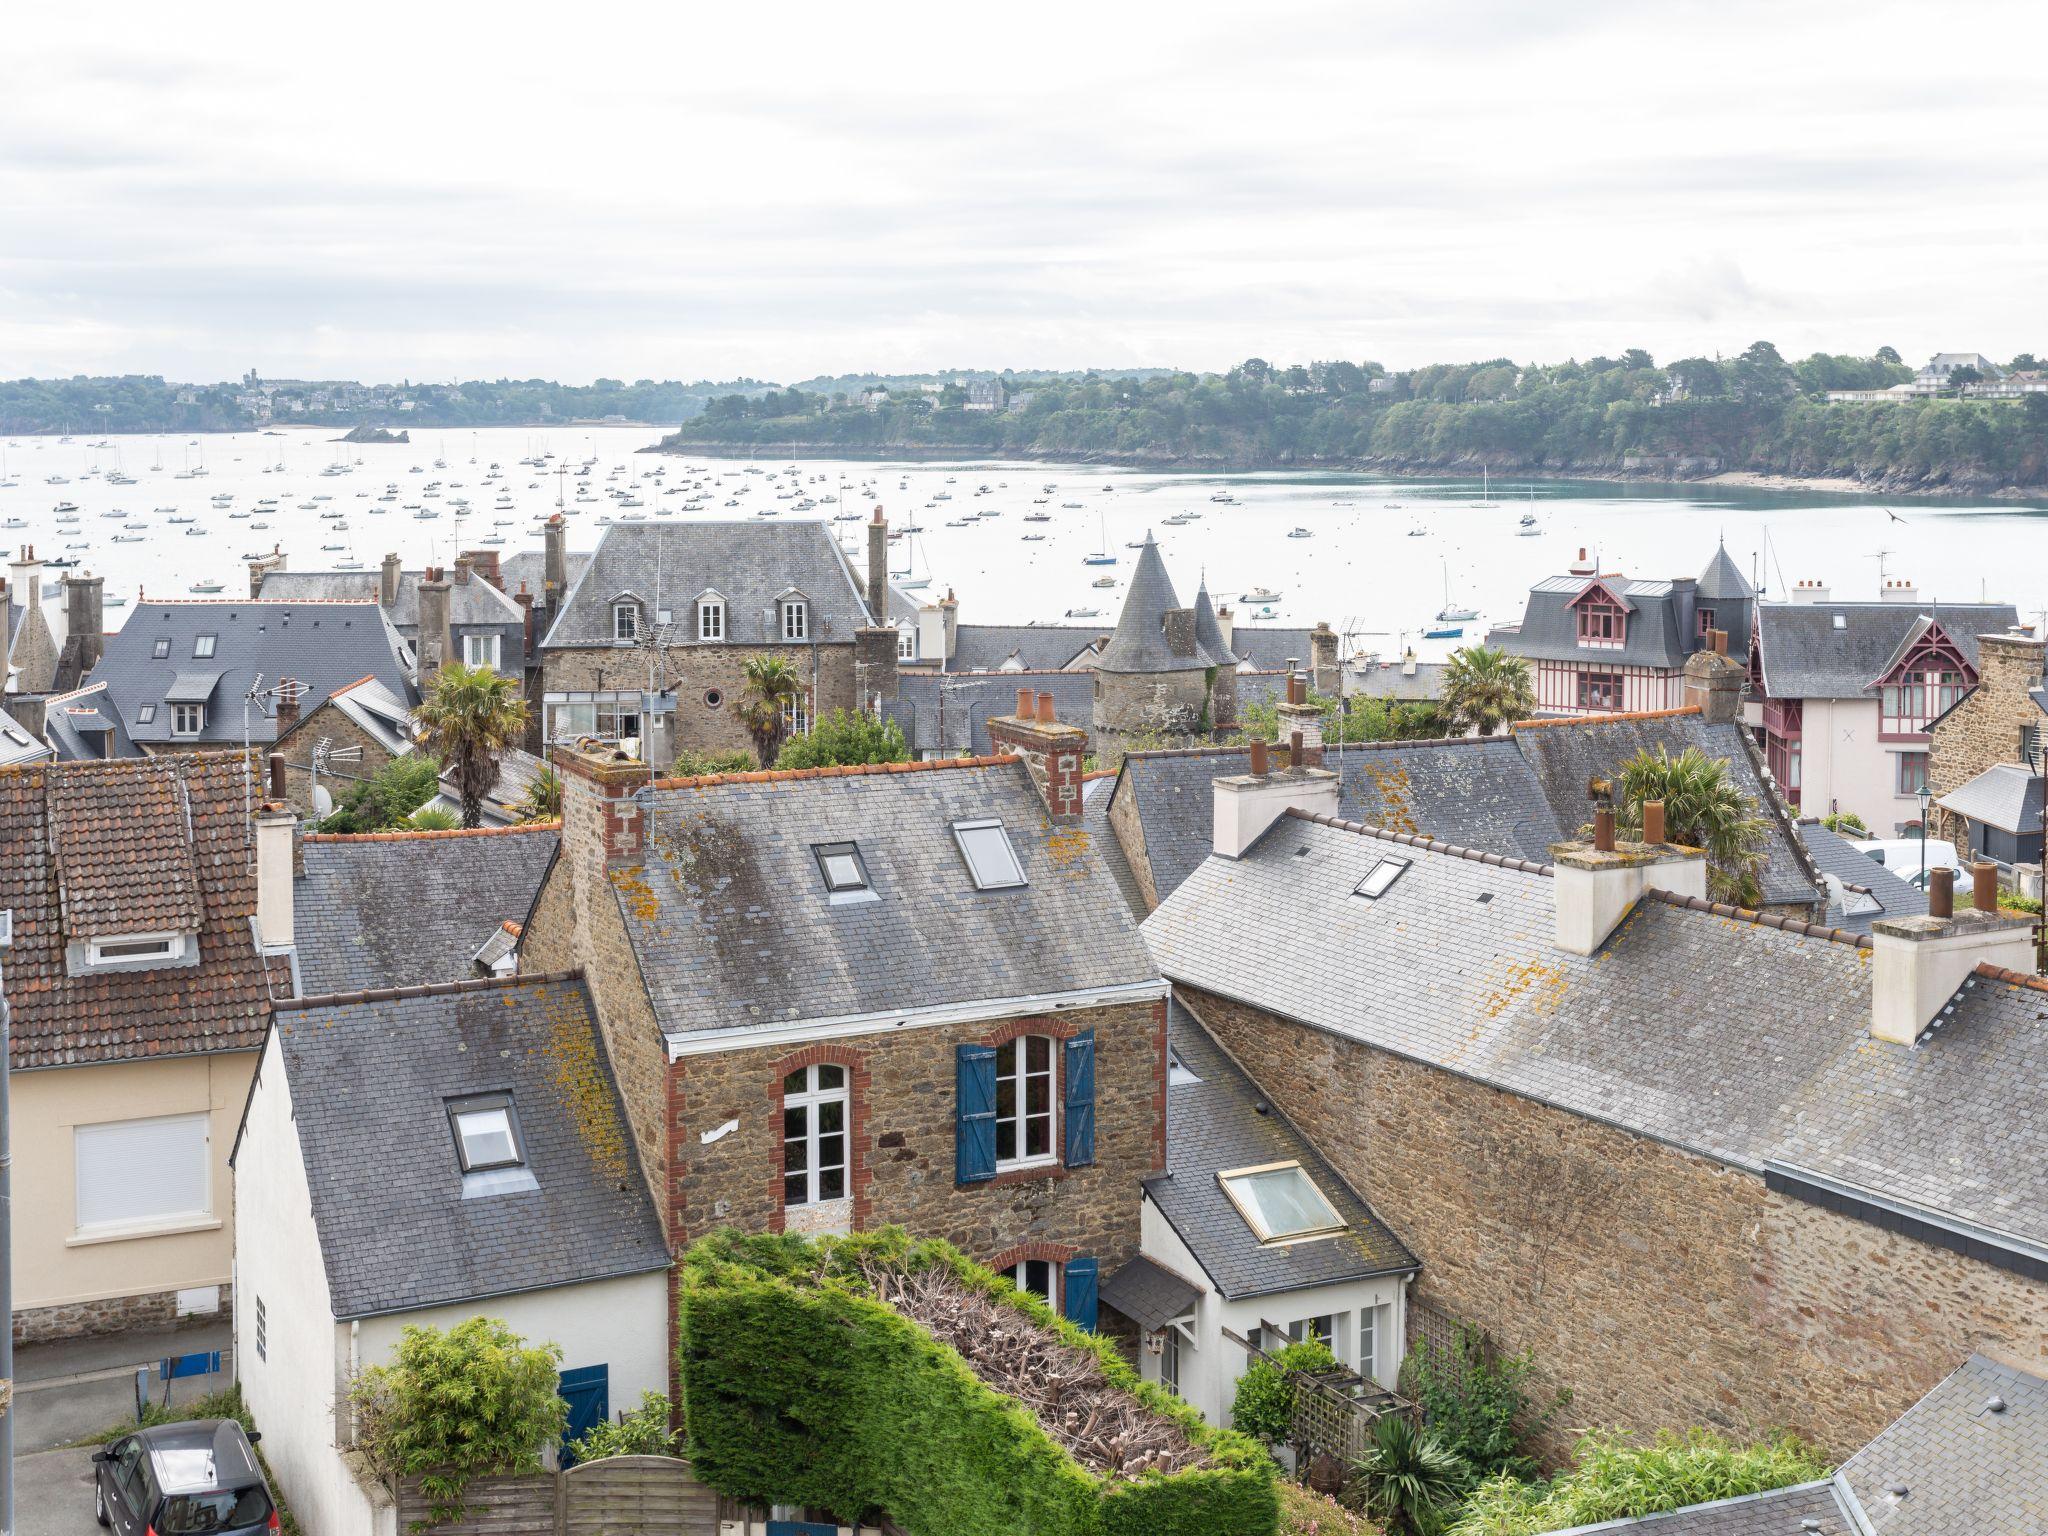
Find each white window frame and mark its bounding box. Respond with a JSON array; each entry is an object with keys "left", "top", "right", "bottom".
[
  {"left": 612, "top": 602, "right": 639, "bottom": 643},
  {"left": 463, "top": 632, "right": 502, "bottom": 671},
  {"left": 994, "top": 1034, "right": 1057, "bottom": 1170},
  {"left": 171, "top": 703, "right": 205, "bottom": 736},
  {"left": 1004, "top": 1257, "right": 1061, "bottom": 1307},
  {"left": 1286, "top": 1313, "right": 1338, "bottom": 1354},
  {"left": 782, "top": 1064, "right": 849, "bottom": 1207},
  {"left": 73, "top": 1112, "right": 212, "bottom": 1239},
  {"left": 698, "top": 598, "right": 725, "bottom": 642},
  {"left": 897, "top": 625, "right": 916, "bottom": 660},
  {"left": 783, "top": 690, "right": 811, "bottom": 739},
  {"left": 781, "top": 599, "right": 809, "bottom": 642},
  {"left": 86, "top": 931, "right": 187, "bottom": 966},
  {"left": 953, "top": 819, "right": 1027, "bottom": 890},
  {"left": 1160, "top": 1322, "right": 1182, "bottom": 1394},
  {"left": 1358, "top": 1305, "right": 1381, "bottom": 1385},
  {"left": 1218, "top": 1160, "right": 1349, "bottom": 1246}
]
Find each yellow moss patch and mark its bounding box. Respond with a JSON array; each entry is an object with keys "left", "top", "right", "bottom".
[{"left": 538, "top": 988, "right": 634, "bottom": 1186}]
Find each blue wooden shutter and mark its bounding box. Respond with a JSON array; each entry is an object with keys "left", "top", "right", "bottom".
[
  {"left": 956, "top": 1044, "right": 997, "bottom": 1184},
  {"left": 1063, "top": 1256, "right": 1099, "bottom": 1331},
  {"left": 1063, "top": 1031, "right": 1096, "bottom": 1168}
]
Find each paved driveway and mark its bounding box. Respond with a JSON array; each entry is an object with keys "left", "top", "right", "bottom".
[{"left": 18, "top": 1446, "right": 103, "bottom": 1536}]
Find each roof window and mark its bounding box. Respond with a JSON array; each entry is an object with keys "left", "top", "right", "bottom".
[
  {"left": 1352, "top": 856, "right": 1411, "bottom": 899},
  {"left": 193, "top": 634, "right": 217, "bottom": 658},
  {"left": 1833, "top": 614, "right": 1847, "bottom": 630},
  {"left": 136, "top": 704, "right": 156, "bottom": 725},
  {"left": 152, "top": 637, "right": 171, "bottom": 659},
  {"left": 953, "top": 819, "right": 1026, "bottom": 890},
  {"left": 813, "top": 840, "right": 877, "bottom": 904},
  {"left": 1218, "top": 1161, "right": 1348, "bottom": 1245},
  {"left": 447, "top": 1093, "right": 523, "bottom": 1173}
]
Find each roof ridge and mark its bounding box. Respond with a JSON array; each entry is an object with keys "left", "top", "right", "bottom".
[
  {"left": 1283, "top": 808, "right": 1554, "bottom": 875},
  {"left": 272, "top": 966, "right": 584, "bottom": 1013},
  {"left": 131, "top": 597, "right": 385, "bottom": 607},
  {"left": 1510, "top": 704, "right": 1702, "bottom": 731},
  {"left": 1642, "top": 887, "right": 1872, "bottom": 949},
  {"left": 303, "top": 820, "right": 561, "bottom": 843},
  {"left": 1974, "top": 961, "right": 2048, "bottom": 992},
  {"left": 650, "top": 753, "right": 1019, "bottom": 791},
  {"left": 1124, "top": 734, "right": 1501, "bottom": 764}
]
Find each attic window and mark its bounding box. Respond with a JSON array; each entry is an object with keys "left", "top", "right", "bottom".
[
  {"left": 193, "top": 634, "right": 217, "bottom": 658},
  {"left": 1833, "top": 615, "right": 1847, "bottom": 631},
  {"left": 87, "top": 932, "right": 186, "bottom": 965},
  {"left": 1352, "top": 856, "right": 1411, "bottom": 899},
  {"left": 953, "top": 819, "right": 1026, "bottom": 890},
  {"left": 152, "top": 637, "right": 171, "bottom": 659},
  {"left": 1218, "top": 1161, "right": 1348, "bottom": 1245},
  {"left": 136, "top": 704, "right": 157, "bottom": 725},
  {"left": 812, "top": 840, "right": 873, "bottom": 901},
  {"left": 447, "top": 1093, "right": 524, "bottom": 1173},
  {"left": 781, "top": 598, "right": 809, "bottom": 642},
  {"left": 612, "top": 602, "right": 639, "bottom": 643}
]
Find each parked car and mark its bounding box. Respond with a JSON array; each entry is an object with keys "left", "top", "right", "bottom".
[
  {"left": 1852, "top": 837, "right": 1963, "bottom": 879},
  {"left": 94, "top": 1419, "right": 277, "bottom": 1535}
]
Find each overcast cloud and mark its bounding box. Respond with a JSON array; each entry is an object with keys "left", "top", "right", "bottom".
[{"left": 3, "top": 0, "right": 2043, "bottom": 383}]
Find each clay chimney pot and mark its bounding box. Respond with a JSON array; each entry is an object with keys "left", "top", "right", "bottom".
[
  {"left": 1928, "top": 866, "right": 1954, "bottom": 919},
  {"left": 1642, "top": 799, "right": 1666, "bottom": 845},
  {"left": 1973, "top": 860, "right": 1999, "bottom": 913},
  {"left": 1015, "top": 686, "right": 1034, "bottom": 719},
  {"left": 1035, "top": 691, "right": 1054, "bottom": 724},
  {"left": 1249, "top": 738, "right": 1269, "bottom": 776},
  {"left": 1594, "top": 805, "right": 1617, "bottom": 853}
]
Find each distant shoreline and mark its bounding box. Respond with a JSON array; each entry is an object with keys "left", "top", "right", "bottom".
[{"left": 645, "top": 439, "right": 2044, "bottom": 501}]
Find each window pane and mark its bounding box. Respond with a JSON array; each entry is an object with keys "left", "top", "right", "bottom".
[
  {"left": 784, "top": 1104, "right": 807, "bottom": 1139},
  {"left": 817, "top": 1063, "right": 845, "bottom": 1091},
  {"left": 819, "top": 1164, "right": 845, "bottom": 1201},
  {"left": 784, "top": 1068, "right": 807, "bottom": 1093},
  {"left": 785, "top": 1171, "right": 806, "bottom": 1203},
  {"left": 457, "top": 1108, "right": 517, "bottom": 1168},
  {"left": 955, "top": 821, "right": 1025, "bottom": 889},
  {"left": 818, "top": 1099, "right": 843, "bottom": 1135},
  {"left": 1025, "top": 1110, "right": 1051, "bottom": 1159},
  {"left": 1222, "top": 1164, "right": 1345, "bottom": 1241}
]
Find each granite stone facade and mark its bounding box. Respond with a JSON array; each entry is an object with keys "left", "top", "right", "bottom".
[
  {"left": 540, "top": 641, "right": 858, "bottom": 761},
  {"left": 1929, "top": 631, "right": 2045, "bottom": 851},
  {"left": 271, "top": 699, "right": 402, "bottom": 819},
  {"left": 15, "top": 1283, "right": 233, "bottom": 1346}
]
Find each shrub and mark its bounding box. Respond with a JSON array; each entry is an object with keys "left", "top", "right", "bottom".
[
  {"left": 1400, "top": 1326, "right": 1564, "bottom": 1483},
  {"left": 1231, "top": 1339, "right": 1339, "bottom": 1445},
  {"left": 1819, "top": 810, "right": 1868, "bottom": 837},
  {"left": 1447, "top": 1428, "right": 1829, "bottom": 1535},
  {"left": 678, "top": 1228, "right": 1277, "bottom": 1536},
  {"left": 403, "top": 805, "right": 461, "bottom": 831},
  {"left": 775, "top": 709, "right": 910, "bottom": 769},
  {"left": 670, "top": 748, "right": 757, "bottom": 777},
  {"left": 567, "top": 1391, "right": 680, "bottom": 1461},
  {"left": 1345, "top": 1413, "right": 1469, "bottom": 1534},
  {"left": 349, "top": 1318, "right": 566, "bottom": 1528},
  {"left": 315, "top": 755, "right": 442, "bottom": 832}
]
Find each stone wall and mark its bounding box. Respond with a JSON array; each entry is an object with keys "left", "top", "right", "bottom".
[
  {"left": 1929, "top": 632, "right": 2045, "bottom": 849},
  {"left": 1177, "top": 985, "right": 2048, "bottom": 1461},
  {"left": 541, "top": 642, "right": 858, "bottom": 759},
  {"left": 271, "top": 700, "right": 402, "bottom": 819},
  {"left": 1106, "top": 771, "right": 1162, "bottom": 911},
  {"left": 667, "top": 999, "right": 1165, "bottom": 1290},
  {"left": 16, "top": 1283, "right": 233, "bottom": 1346},
  {"left": 1091, "top": 667, "right": 1217, "bottom": 768}
]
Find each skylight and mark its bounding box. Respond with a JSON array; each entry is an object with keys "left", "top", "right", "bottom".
[
  {"left": 193, "top": 634, "right": 217, "bottom": 658},
  {"left": 447, "top": 1093, "right": 523, "bottom": 1173},
  {"left": 152, "top": 637, "right": 171, "bottom": 659},
  {"left": 953, "top": 819, "right": 1026, "bottom": 890},
  {"left": 1833, "top": 615, "right": 1847, "bottom": 630},
  {"left": 1218, "top": 1161, "right": 1347, "bottom": 1245},
  {"left": 813, "top": 841, "right": 873, "bottom": 899},
  {"left": 1352, "top": 856, "right": 1411, "bottom": 899}
]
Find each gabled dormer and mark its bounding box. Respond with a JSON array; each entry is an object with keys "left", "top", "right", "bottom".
[
  {"left": 1870, "top": 615, "right": 1973, "bottom": 739},
  {"left": 1568, "top": 578, "right": 1632, "bottom": 650},
  {"left": 609, "top": 590, "right": 645, "bottom": 645},
  {"left": 695, "top": 587, "right": 727, "bottom": 643},
  {"left": 775, "top": 586, "right": 810, "bottom": 643}
]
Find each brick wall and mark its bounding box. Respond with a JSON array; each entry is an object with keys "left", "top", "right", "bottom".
[
  {"left": 1929, "top": 632, "right": 2045, "bottom": 848},
  {"left": 666, "top": 998, "right": 1164, "bottom": 1288},
  {"left": 1177, "top": 985, "right": 2048, "bottom": 1460},
  {"left": 541, "top": 642, "right": 858, "bottom": 759},
  {"left": 271, "top": 700, "right": 401, "bottom": 819}
]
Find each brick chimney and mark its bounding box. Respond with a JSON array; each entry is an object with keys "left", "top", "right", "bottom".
[
  {"left": 1869, "top": 901, "right": 2033, "bottom": 1046},
  {"left": 1682, "top": 632, "right": 1745, "bottom": 724},
  {"left": 274, "top": 677, "right": 304, "bottom": 738},
  {"left": 63, "top": 571, "right": 104, "bottom": 675},
  {"left": 416, "top": 568, "right": 454, "bottom": 677},
  {"left": 379, "top": 552, "right": 403, "bottom": 609},
  {"left": 1548, "top": 793, "right": 1707, "bottom": 954},
  {"left": 866, "top": 507, "right": 890, "bottom": 623},
  {"left": 1212, "top": 737, "right": 1339, "bottom": 858},
  {"left": 463, "top": 549, "right": 503, "bottom": 589},
  {"left": 554, "top": 739, "right": 652, "bottom": 863},
  {"left": 986, "top": 689, "right": 1087, "bottom": 821},
  {"left": 1274, "top": 671, "right": 1325, "bottom": 762},
  {"left": 544, "top": 514, "right": 568, "bottom": 609},
  {"left": 1310, "top": 622, "right": 1340, "bottom": 697},
  {"left": 256, "top": 753, "right": 295, "bottom": 949}
]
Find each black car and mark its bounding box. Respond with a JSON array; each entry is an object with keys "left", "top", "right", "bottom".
[{"left": 93, "top": 1419, "right": 277, "bottom": 1535}]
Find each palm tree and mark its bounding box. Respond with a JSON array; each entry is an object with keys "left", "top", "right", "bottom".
[
  {"left": 737, "top": 655, "right": 803, "bottom": 768},
  {"left": 1441, "top": 645, "right": 1535, "bottom": 737},
  {"left": 414, "top": 662, "right": 529, "bottom": 829},
  {"left": 1613, "top": 744, "right": 1771, "bottom": 906},
  {"left": 1345, "top": 1413, "right": 1468, "bottom": 1535},
  {"left": 518, "top": 762, "right": 564, "bottom": 823}
]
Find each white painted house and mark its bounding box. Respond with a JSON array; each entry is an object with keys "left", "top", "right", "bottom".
[{"left": 232, "top": 973, "right": 671, "bottom": 1536}]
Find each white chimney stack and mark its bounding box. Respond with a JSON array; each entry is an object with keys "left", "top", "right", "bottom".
[
  {"left": 1212, "top": 738, "right": 1339, "bottom": 859},
  {"left": 1549, "top": 803, "right": 1707, "bottom": 955},
  {"left": 1880, "top": 578, "right": 1920, "bottom": 604},
  {"left": 1790, "top": 579, "right": 1833, "bottom": 606},
  {"left": 1870, "top": 882, "right": 2032, "bottom": 1046},
  {"left": 255, "top": 753, "right": 295, "bottom": 949}
]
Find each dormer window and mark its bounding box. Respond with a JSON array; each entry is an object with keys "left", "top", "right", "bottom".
[
  {"left": 1696, "top": 607, "right": 1716, "bottom": 638},
  {"left": 193, "top": 634, "right": 217, "bottom": 659},
  {"left": 953, "top": 819, "right": 1026, "bottom": 890},
  {"left": 781, "top": 598, "right": 809, "bottom": 642},
  {"left": 612, "top": 602, "right": 639, "bottom": 643},
  {"left": 88, "top": 932, "right": 187, "bottom": 965},
  {"left": 1576, "top": 598, "right": 1624, "bottom": 648},
  {"left": 447, "top": 1093, "right": 524, "bottom": 1173},
  {"left": 698, "top": 596, "right": 725, "bottom": 642},
  {"left": 172, "top": 703, "right": 205, "bottom": 736},
  {"left": 897, "top": 624, "right": 916, "bottom": 660}
]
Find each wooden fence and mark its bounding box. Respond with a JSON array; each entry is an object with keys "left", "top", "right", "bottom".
[{"left": 396, "top": 1455, "right": 717, "bottom": 1536}]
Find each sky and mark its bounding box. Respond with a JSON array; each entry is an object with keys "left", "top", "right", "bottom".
[{"left": 3, "top": 0, "right": 2044, "bottom": 386}]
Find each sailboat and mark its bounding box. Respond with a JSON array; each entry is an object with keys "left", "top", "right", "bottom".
[
  {"left": 893, "top": 530, "right": 932, "bottom": 591},
  {"left": 1435, "top": 562, "right": 1478, "bottom": 623},
  {"left": 1082, "top": 511, "right": 1116, "bottom": 566},
  {"left": 1468, "top": 466, "right": 1499, "bottom": 509}
]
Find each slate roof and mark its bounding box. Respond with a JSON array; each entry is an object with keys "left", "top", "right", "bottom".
[
  {"left": 500, "top": 547, "right": 593, "bottom": 603},
  {"left": 1836, "top": 1352, "right": 2048, "bottom": 1533},
  {"left": 1937, "top": 761, "right": 2042, "bottom": 836},
  {"left": 1754, "top": 603, "right": 2018, "bottom": 700},
  {"left": 0, "top": 753, "right": 283, "bottom": 1070},
  {"left": 942, "top": 624, "right": 1107, "bottom": 673},
  {"left": 1149, "top": 1001, "right": 1415, "bottom": 1302},
  {"left": 1099, "top": 1254, "right": 1202, "bottom": 1333},
  {"left": 1226, "top": 625, "right": 1317, "bottom": 672},
  {"left": 1144, "top": 813, "right": 2048, "bottom": 1259},
  {"left": 40, "top": 680, "right": 136, "bottom": 761},
  {"left": 258, "top": 568, "right": 522, "bottom": 634},
  {"left": 1513, "top": 713, "right": 1819, "bottom": 908},
  {"left": 615, "top": 759, "right": 1159, "bottom": 1038},
  {"left": 1096, "top": 535, "right": 1200, "bottom": 675},
  {"left": 0, "top": 706, "right": 50, "bottom": 767},
  {"left": 1191, "top": 584, "right": 1237, "bottom": 669},
  {"left": 1083, "top": 775, "right": 1150, "bottom": 922},
  {"left": 1798, "top": 818, "right": 1929, "bottom": 935},
  {"left": 540, "top": 521, "right": 875, "bottom": 648},
  {"left": 295, "top": 825, "right": 559, "bottom": 994},
  {"left": 1697, "top": 542, "right": 1756, "bottom": 603},
  {"left": 269, "top": 976, "right": 669, "bottom": 1318},
  {"left": 324, "top": 676, "right": 414, "bottom": 756},
  {"left": 1492, "top": 573, "right": 1709, "bottom": 667},
  {"left": 1349, "top": 658, "right": 1448, "bottom": 702},
  {"left": 430, "top": 746, "right": 550, "bottom": 827},
  {"left": 87, "top": 600, "right": 415, "bottom": 748},
  {"left": 1544, "top": 1482, "right": 1853, "bottom": 1534},
  {"left": 882, "top": 671, "right": 1094, "bottom": 757}
]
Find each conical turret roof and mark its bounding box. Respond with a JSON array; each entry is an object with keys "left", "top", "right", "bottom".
[
  {"left": 1192, "top": 579, "right": 1238, "bottom": 668},
  {"left": 1096, "top": 533, "right": 1199, "bottom": 674},
  {"left": 1697, "top": 540, "right": 1754, "bottom": 601}
]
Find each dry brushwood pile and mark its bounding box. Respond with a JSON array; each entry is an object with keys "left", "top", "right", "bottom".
[{"left": 858, "top": 1258, "right": 1209, "bottom": 1480}]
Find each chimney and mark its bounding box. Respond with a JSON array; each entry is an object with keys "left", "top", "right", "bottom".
[
  {"left": 452, "top": 554, "right": 473, "bottom": 587},
  {"left": 1870, "top": 904, "right": 2033, "bottom": 1046},
  {"left": 544, "top": 515, "right": 568, "bottom": 609},
  {"left": 1310, "top": 622, "right": 1340, "bottom": 697},
  {"left": 1790, "top": 579, "right": 1833, "bottom": 606},
  {"left": 5, "top": 694, "right": 45, "bottom": 739},
  {"left": 1215, "top": 604, "right": 1234, "bottom": 652},
  {"left": 554, "top": 739, "right": 653, "bottom": 862},
  {"left": 380, "top": 551, "right": 402, "bottom": 609},
  {"left": 986, "top": 690, "right": 1087, "bottom": 821},
  {"left": 1164, "top": 608, "right": 1197, "bottom": 659},
  {"left": 1212, "top": 743, "right": 1339, "bottom": 858},
  {"left": 1880, "top": 578, "right": 1919, "bottom": 604},
  {"left": 416, "top": 569, "right": 454, "bottom": 677},
  {"left": 866, "top": 507, "right": 890, "bottom": 622},
  {"left": 10, "top": 547, "right": 42, "bottom": 618},
  {"left": 63, "top": 572, "right": 105, "bottom": 676},
  {"left": 247, "top": 546, "right": 285, "bottom": 598},
  {"left": 274, "top": 677, "right": 304, "bottom": 738},
  {"left": 1568, "top": 547, "right": 1596, "bottom": 577},
  {"left": 1548, "top": 794, "right": 1708, "bottom": 954},
  {"left": 853, "top": 621, "right": 901, "bottom": 708},
  {"left": 1275, "top": 671, "right": 1325, "bottom": 762},
  {"left": 1400, "top": 647, "right": 1419, "bottom": 678},
  {"left": 515, "top": 585, "right": 535, "bottom": 659},
  {"left": 464, "top": 549, "right": 502, "bottom": 589},
  {"left": 1682, "top": 640, "right": 1745, "bottom": 724},
  {"left": 941, "top": 588, "right": 959, "bottom": 661},
  {"left": 256, "top": 754, "right": 295, "bottom": 949}
]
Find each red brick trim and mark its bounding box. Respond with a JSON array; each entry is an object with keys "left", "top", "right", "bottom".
[
  {"left": 988, "top": 1240, "right": 1079, "bottom": 1269},
  {"left": 1150, "top": 997, "right": 1168, "bottom": 1175},
  {"left": 981, "top": 1014, "right": 1080, "bottom": 1048},
  {"left": 766, "top": 1044, "right": 873, "bottom": 1233}
]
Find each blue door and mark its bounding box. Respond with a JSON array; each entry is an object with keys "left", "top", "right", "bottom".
[
  {"left": 766, "top": 1525, "right": 837, "bottom": 1536},
  {"left": 558, "top": 1364, "right": 609, "bottom": 1466}
]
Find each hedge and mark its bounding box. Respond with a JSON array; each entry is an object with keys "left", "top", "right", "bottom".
[{"left": 677, "top": 1228, "right": 1277, "bottom": 1536}]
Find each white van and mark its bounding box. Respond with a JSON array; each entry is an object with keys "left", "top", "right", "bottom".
[{"left": 1852, "top": 838, "right": 1963, "bottom": 889}]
